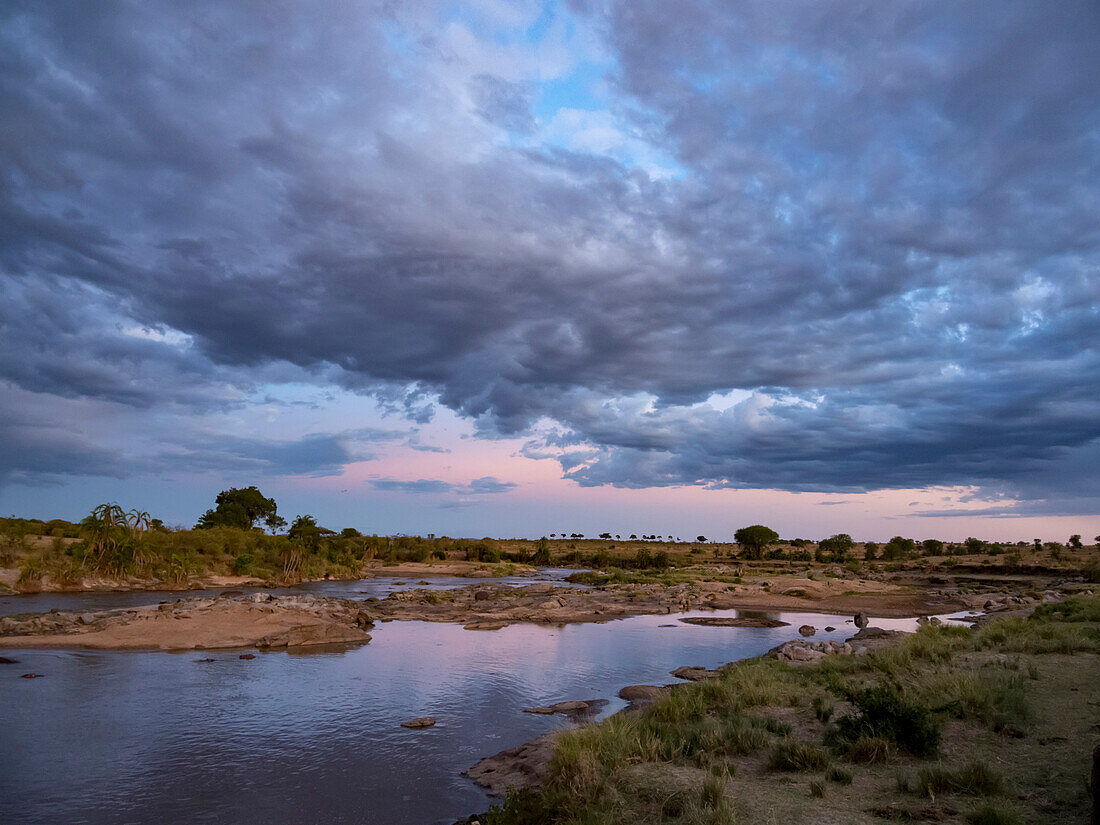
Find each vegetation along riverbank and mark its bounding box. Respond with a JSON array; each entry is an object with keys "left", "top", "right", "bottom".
[{"left": 464, "top": 595, "right": 1100, "bottom": 825}]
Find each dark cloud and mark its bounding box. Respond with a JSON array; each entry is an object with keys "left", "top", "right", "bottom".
[
  {"left": 157, "top": 428, "right": 404, "bottom": 478},
  {"left": 1, "top": 1, "right": 1098, "bottom": 510},
  {"left": 0, "top": 390, "right": 129, "bottom": 485},
  {"left": 369, "top": 476, "right": 517, "bottom": 495}
]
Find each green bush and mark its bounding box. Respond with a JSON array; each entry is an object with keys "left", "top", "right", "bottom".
[
  {"left": 832, "top": 686, "right": 941, "bottom": 757},
  {"left": 232, "top": 553, "right": 255, "bottom": 575}
]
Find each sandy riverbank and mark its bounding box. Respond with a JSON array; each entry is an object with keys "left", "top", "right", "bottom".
[{"left": 0, "top": 593, "right": 374, "bottom": 650}]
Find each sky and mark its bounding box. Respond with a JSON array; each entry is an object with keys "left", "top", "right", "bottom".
[{"left": 1, "top": 0, "right": 1098, "bottom": 542}]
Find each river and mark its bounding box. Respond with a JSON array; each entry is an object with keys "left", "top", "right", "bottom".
[{"left": 0, "top": 573, "right": 973, "bottom": 825}]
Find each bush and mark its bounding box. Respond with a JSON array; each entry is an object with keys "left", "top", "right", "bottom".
[
  {"left": 826, "top": 765, "right": 853, "bottom": 785},
  {"left": 232, "top": 553, "right": 255, "bottom": 575},
  {"left": 832, "top": 686, "right": 941, "bottom": 757}
]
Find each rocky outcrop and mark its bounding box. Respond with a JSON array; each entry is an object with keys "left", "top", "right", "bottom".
[
  {"left": 846, "top": 626, "right": 909, "bottom": 653},
  {"left": 767, "top": 639, "right": 854, "bottom": 664},
  {"left": 680, "top": 616, "right": 788, "bottom": 628},
  {"left": 618, "top": 685, "right": 668, "bottom": 705},
  {"left": 466, "top": 732, "right": 559, "bottom": 797}
]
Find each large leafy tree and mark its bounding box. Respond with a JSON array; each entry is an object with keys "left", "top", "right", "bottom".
[
  {"left": 734, "top": 525, "right": 778, "bottom": 560},
  {"left": 816, "top": 533, "right": 854, "bottom": 562},
  {"left": 196, "top": 486, "right": 279, "bottom": 530}
]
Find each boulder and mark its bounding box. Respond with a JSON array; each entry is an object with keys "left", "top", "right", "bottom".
[
  {"left": 466, "top": 731, "right": 558, "bottom": 797},
  {"left": 670, "top": 665, "right": 719, "bottom": 681},
  {"left": 766, "top": 639, "right": 853, "bottom": 664},
  {"left": 824, "top": 626, "right": 836, "bottom": 632},
  {"left": 798, "top": 625, "right": 816, "bottom": 636},
  {"left": 0, "top": 656, "right": 18, "bottom": 664},
  {"left": 846, "top": 626, "right": 909, "bottom": 652},
  {"left": 239, "top": 653, "right": 255, "bottom": 660},
  {"left": 618, "top": 685, "right": 667, "bottom": 704},
  {"left": 473, "top": 590, "right": 493, "bottom": 601},
  {"left": 522, "top": 699, "right": 606, "bottom": 717},
  {"left": 21, "top": 672, "right": 43, "bottom": 678},
  {"left": 401, "top": 716, "right": 436, "bottom": 729}
]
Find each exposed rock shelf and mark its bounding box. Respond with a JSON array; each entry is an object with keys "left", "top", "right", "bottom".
[{"left": 0, "top": 593, "right": 374, "bottom": 650}]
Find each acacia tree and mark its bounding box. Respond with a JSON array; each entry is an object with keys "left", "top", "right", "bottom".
[
  {"left": 817, "top": 533, "right": 853, "bottom": 562},
  {"left": 196, "top": 486, "right": 279, "bottom": 530},
  {"left": 734, "top": 525, "right": 778, "bottom": 560}
]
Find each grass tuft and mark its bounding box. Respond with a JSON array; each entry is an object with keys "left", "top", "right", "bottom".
[
  {"left": 967, "top": 801, "right": 1022, "bottom": 825},
  {"left": 768, "top": 740, "right": 831, "bottom": 772},
  {"left": 897, "top": 761, "right": 1003, "bottom": 797}
]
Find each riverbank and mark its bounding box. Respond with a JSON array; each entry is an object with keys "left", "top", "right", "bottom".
[
  {"left": 0, "top": 593, "right": 374, "bottom": 650},
  {"left": 0, "top": 577, "right": 971, "bottom": 650},
  {"left": 0, "top": 559, "right": 540, "bottom": 596},
  {"left": 462, "top": 595, "right": 1100, "bottom": 825}
]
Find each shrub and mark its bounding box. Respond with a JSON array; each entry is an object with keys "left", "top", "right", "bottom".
[
  {"left": 768, "top": 740, "right": 830, "bottom": 772},
  {"left": 826, "top": 765, "right": 853, "bottom": 785},
  {"left": 232, "top": 553, "right": 254, "bottom": 575},
  {"left": 832, "top": 686, "right": 941, "bottom": 757},
  {"left": 809, "top": 779, "right": 826, "bottom": 798}
]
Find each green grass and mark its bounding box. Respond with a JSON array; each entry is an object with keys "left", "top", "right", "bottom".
[
  {"left": 897, "top": 761, "right": 1004, "bottom": 797},
  {"left": 768, "top": 740, "right": 831, "bottom": 772},
  {"left": 478, "top": 593, "right": 1100, "bottom": 825},
  {"left": 967, "top": 801, "right": 1022, "bottom": 825}
]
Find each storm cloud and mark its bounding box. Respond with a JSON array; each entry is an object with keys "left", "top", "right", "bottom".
[{"left": 1, "top": 1, "right": 1098, "bottom": 511}]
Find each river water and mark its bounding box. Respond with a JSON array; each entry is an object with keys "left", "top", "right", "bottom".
[{"left": 0, "top": 574, "right": 973, "bottom": 825}]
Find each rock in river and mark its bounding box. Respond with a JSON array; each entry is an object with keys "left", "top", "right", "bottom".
[
  {"left": 618, "top": 685, "right": 668, "bottom": 704},
  {"left": 523, "top": 699, "right": 607, "bottom": 718},
  {"left": 680, "top": 616, "right": 788, "bottom": 628},
  {"left": 798, "top": 624, "right": 816, "bottom": 636},
  {"left": 401, "top": 716, "right": 436, "bottom": 729}
]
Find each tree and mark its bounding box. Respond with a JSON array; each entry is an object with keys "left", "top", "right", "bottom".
[
  {"left": 287, "top": 514, "right": 323, "bottom": 551},
  {"left": 963, "top": 537, "right": 985, "bottom": 554},
  {"left": 1068, "top": 534, "right": 1082, "bottom": 549},
  {"left": 734, "top": 525, "right": 778, "bottom": 560},
  {"left": 864, "top": 542, "right": 878, "bottom": 561},
  {"left": 922, "top": 539, "right": 944, "bottom": 556},
  {"left": 881, "top": 536, "right": 915, "bottom": 561},
  {"left": 265, "top": 514, "right": 288, "bottom": 535},
  {"left": 196, "top": 486, "right": 279, "bottom": 530},
  {"left": 697, "top": 535, "right": 708, "bottom": 543},
  {"left": 818, "top": 533, "right": 853, "bottom": 562},
  {"left": 532, "top": 537, "right": 552, "bottom": 565}
]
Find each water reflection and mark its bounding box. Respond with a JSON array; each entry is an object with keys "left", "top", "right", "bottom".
[{"left": 0, "top": 607, "right": 973, "bottom": 825}]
